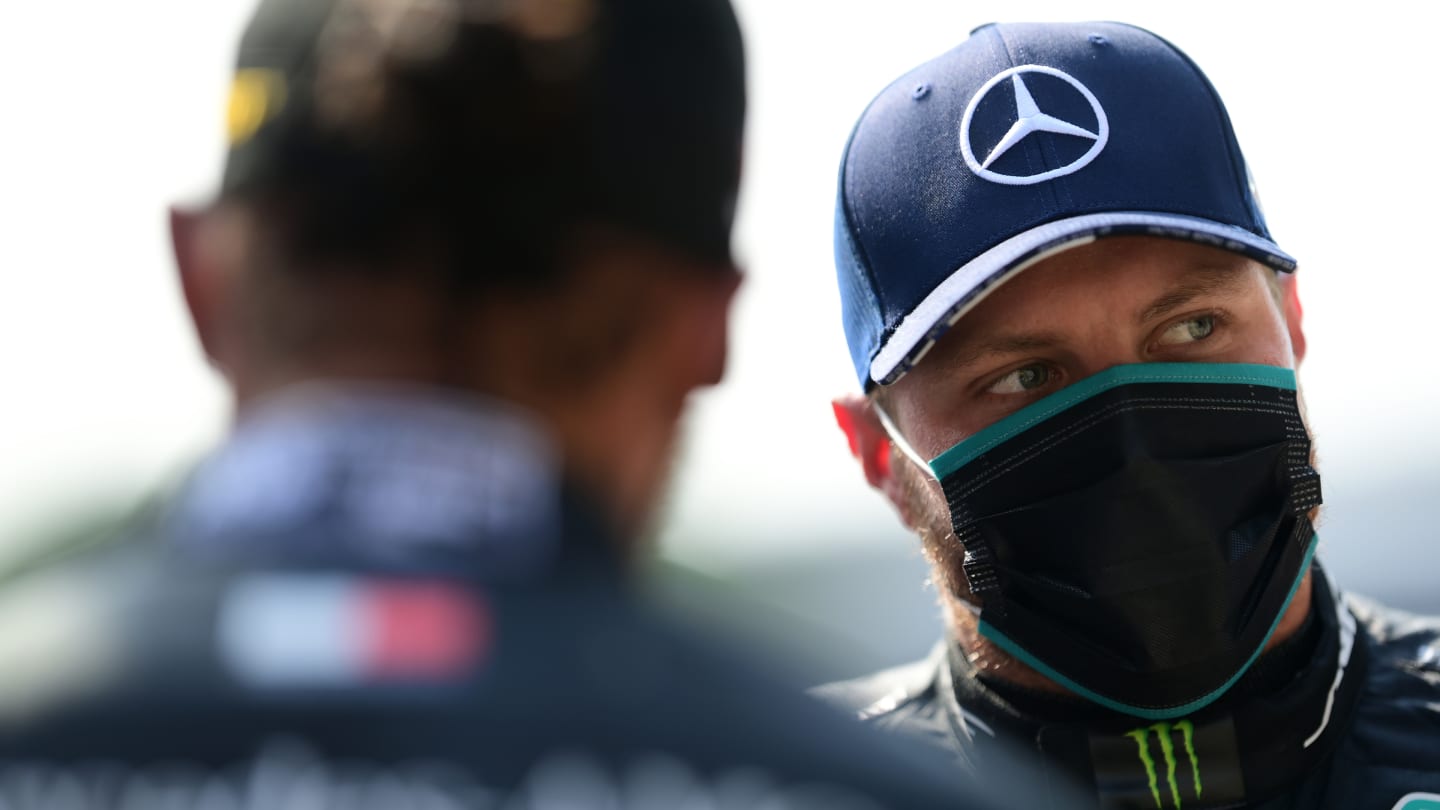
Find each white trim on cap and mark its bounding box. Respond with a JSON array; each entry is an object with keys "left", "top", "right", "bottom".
[{"left": 867, "top": 211, "right": 1297, "bottom": 386}]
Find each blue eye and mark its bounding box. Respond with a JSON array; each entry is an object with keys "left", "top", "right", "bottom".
[
  {"left": 989, "top": 364, "right": 1051, "bottom": 394},
  {"left": 1158, "top": 315, "right": 1215, "bottom": 345}
]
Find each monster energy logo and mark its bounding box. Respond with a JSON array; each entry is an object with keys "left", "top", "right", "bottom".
[{"left": 1126, "top": 720, "right": 1202, "bottom": 809}]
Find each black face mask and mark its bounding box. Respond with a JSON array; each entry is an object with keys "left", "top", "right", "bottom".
[{"left": 921, "top": 362, "right": 1320, "bottom": 720}]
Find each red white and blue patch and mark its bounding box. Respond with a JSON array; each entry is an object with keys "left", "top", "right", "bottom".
[{"left": 217, "top": 574, "right": 491, "bottom": 688}]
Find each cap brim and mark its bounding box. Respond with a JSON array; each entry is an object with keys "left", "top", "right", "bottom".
[{"left": 868, "top": 211, "right": 1298, "bottom": 386}]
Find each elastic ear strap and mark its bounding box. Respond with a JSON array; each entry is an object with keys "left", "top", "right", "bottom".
[
  {"left": 876, "top": 399, "right": 1002, "bottom": 603},
  {"left": 872, "top": 401, "right": 938, "bottom": 480}
]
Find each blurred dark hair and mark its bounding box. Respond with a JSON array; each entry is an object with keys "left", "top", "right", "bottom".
[{"left": 222, "top": 0, "right": 746, "bottom": 295}]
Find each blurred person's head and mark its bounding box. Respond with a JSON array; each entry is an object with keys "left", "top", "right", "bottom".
[
  {"left": 830, "top": 22, "right": 1318, "bottom": 720},
  {"left": 171, "top": 0, "right": 746, "bottom": 542}
]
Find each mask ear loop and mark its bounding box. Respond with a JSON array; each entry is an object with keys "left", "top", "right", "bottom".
[
  {"left": 871, "top": 400, "right": 939, "bottom": 482},
  {"left": 872, "top": 398, "right": 987, "bottom": 618}
]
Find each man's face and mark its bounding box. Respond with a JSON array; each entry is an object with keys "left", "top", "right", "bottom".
[{"left": 877, "top": 235, "right": 1306, "bottom": 599}]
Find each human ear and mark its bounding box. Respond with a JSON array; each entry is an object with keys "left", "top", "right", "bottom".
[
  {"left": 833, "top": 394, "right": 937, "bottom": 530},
  {"left": 1279, "top": 273, "right": 1306, "bottom": 366},
  {"left": 836, "top": 393, "right": 952, "bottom": 533},
  {"left": 170, "top": 205, "right": 224, "bottom": 366},
  {"left": 835, "top": 392, "right": 898, "bottom": 492},
  {"left": 675, "top": 270, "right": 741, "bottom": 390}
]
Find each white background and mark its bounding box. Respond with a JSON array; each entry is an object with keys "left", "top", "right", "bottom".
[{"left": 3, "top": 1, "right": 1437, "bottom": 673}]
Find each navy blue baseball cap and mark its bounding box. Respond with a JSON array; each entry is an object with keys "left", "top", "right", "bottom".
[{"left": 836, "top": 22, "right": 1297, "bottom": 390}]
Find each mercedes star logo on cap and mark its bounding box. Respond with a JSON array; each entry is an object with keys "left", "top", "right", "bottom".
[{"left": 959, "top": 65, "right": 1109, "bottom": 186}]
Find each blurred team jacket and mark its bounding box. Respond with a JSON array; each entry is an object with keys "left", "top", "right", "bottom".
[{"left": 0, "top": 388, "right": 1078, "bottom": 809}]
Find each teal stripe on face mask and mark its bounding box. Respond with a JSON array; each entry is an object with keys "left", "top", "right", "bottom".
[
  {"left": 976, "top": 534, "right": 1318, "bottom": 720},
  {"left": 929, "top": 362, "right": 1298, "bottom": 480}
]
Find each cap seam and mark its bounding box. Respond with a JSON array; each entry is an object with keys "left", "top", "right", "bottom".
[
  {"left": 1001, "top": 33, "right": 1066, "bottom": 213},
  {"left": 1119, "top": 23, "right": 1259, "bottom": 236},
  {"left": 840, "top": 144, "right": 892, "bottom": 336}
]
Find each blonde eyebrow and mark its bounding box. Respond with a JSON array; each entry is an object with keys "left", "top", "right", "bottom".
[
  {"left": 1138, "top": 265, "right": 1251, "bottom": 323},
  {"left": 944, "top": 331, "right": 1066, "bottom": 372}
]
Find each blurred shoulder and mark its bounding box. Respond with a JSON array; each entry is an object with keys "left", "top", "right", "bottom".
[
  {"left": 812, "top": 645, "right": 950, "bottom": 734},
  {"left": 1341, "top": 591, "right": 1440, "bottom": 772},
  {"left": 1348, "top": 592, "right": 1440, "bottom": 682}
]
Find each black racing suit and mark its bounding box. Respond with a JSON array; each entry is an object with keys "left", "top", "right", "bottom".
[
  {"left": 817, "top": 564, "right": 1440, "bottom": 809},
  {"left": 0, "top": 388, "right": 1064, "bottom": 809}
]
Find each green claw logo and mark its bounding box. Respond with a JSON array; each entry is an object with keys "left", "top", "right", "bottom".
[{"left": 1126, "top": 720, "right": 1201, "bottom": 809}]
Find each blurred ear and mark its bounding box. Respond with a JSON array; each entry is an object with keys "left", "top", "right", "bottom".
[
  {"left": 665, "top": 269, "right": 741, "bottom": 391},
  {"left": 170, "top": 205, "right": 224, "bottom": 366},
  {"left": 835, "top": 392, "right": 898, "bottom": 492},
  {"left": 835, "top": 394, "right": 947, "bottom": 538},
  {"left": 529, "top": 252, "right": 741, "bottom": 545},
  {"left": 1279, "top": 273, "right": 1306, "bottom": 366}
]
